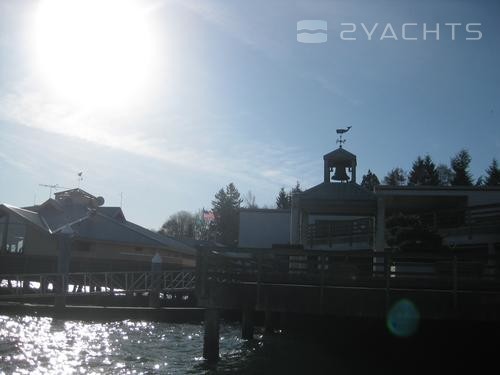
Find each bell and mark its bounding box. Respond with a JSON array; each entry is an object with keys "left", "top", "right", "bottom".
[{"left": 332, "top": 166, "right": 350, "bottom": 182}]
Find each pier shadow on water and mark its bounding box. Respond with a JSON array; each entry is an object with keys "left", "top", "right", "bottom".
[{"left": 195, "top": 314, "right": 500, "bottom": 375}]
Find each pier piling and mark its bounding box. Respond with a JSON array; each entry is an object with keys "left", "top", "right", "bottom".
[
  {"left": 264, "top": 310, "right": 275, "bottom": 334},
  {"left": 242, "top": 307, "right": 255, "bottom": 340},
  {"left": 203, "top": 308, "right": 220, "bottom": 362}
]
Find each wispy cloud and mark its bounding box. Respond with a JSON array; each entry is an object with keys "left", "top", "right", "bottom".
[{"left": 0, "top": 78, "right": 316, "bottom": 193}]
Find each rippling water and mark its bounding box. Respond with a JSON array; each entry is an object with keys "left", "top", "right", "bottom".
[
  {"left": 0, "top": 314, "right": 257, "bottom": 374},
  {"left": 1, "top": 313, "right": 497, "bottom": 374}
]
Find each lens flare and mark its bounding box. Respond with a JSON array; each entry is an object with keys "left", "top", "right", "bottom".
[{"left": 386, "top": 299, "right": 420, "bottom": 337}]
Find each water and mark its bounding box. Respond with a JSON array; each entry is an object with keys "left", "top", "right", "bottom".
[
  {"left": 0, "top": 315, "right": 241, "bottom": 374},
  {"left": 0, "top": 313, "right": 498, "bottom": 374}
]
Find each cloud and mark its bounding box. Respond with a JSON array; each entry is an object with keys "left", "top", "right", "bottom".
[{"left": 0, "top": 78, "right": 316, "bottom": 193}]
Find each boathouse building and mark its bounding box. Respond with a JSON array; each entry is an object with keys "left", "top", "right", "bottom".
[{"left": 0, "top": 189, "right": 196, "bottom": 273}]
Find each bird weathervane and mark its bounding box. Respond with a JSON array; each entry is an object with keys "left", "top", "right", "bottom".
[{"left": 336, "top": 126, "right": 352, "bottom": 148}]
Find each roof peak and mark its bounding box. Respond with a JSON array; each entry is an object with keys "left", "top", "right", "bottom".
[
  {"left": 54, "top": 188, "right": 96, "bottom": 199},
  {"left": 323, "top": 147, "right": 356, "bottom": 160}
]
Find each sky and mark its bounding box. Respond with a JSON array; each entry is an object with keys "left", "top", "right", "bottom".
[{"left": 0, "top": 0, "right": 499, "bottom": 229}]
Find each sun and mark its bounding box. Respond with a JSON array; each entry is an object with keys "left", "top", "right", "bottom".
[{"left": 34, "top": 0, "right": 154, "bottom": 109}]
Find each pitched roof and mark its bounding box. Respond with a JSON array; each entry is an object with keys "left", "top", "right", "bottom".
[
  {"left": 97, "top": 206, "right": 125, "bottom": 221},
  {"left": 54, "top": 188, "right": 96, "bottom": 199},
  {"left": 1, "top": 191, "right": 196, "bottom": 256},
  {"left": 0, "top": 204, "right": 49, "bottom": 231},
  {"left": 300, "top": 182, "right": 376, "bottom": 201},
  {"left": 323, "top": 147, "right": 357, "bottom": 161}
]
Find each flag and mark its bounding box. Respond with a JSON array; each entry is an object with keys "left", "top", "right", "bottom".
[{"left": 202, "top": 209, "right": 215, "bottom": 223}]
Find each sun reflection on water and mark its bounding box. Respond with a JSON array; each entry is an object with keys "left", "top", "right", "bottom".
[{"left": 0, "top": 315, "right": 258, "bottom": 374}]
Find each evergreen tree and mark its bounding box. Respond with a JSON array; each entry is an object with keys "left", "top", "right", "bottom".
[
  {"left": 383, "top": 168, "right": 406, "bottom": 186},
  {"left": 276, "top": 187, "right": 291, "bottom": 209},
  {"left": 408, "top": 156, "right": 426, "bottom": 185},
  {"left": 451, "top": 149, "right": 473, "bottom": 186},
  {"left": 361, "top": 170, "right": 380, "bottom": 191},
  {"left": 485, "top": 159, "right": 500, "bottom": 186},
  {"left": 291, "top": 181, "right": 302, "bottom": 194},
  {"left": 408, "top": 155, "right": 440, "bottom": 185},
  {"left": 423, "top": 155, "right": 440, "bottom": 185},
  {"left": 211, "top": 183, "right": 242, "bottom": 246}
]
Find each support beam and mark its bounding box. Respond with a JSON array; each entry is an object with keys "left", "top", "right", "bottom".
[
  {"left": 242, "top": 307, "right": 255, "bottom": 340},
  {"left": 279, "top": 312, "right": 288, "bottom": 331},
  {"left": 264, "top": 310, "right": 275, "bottom": 334},
  {"left": 374, "top": 197, "right": 386, "bottom": 275},
  {"left": 203, "top": 308, "right": 220, "bottom": 363},
  {"left": 149, "top": 253, "right": 162, "bottom": 308}
]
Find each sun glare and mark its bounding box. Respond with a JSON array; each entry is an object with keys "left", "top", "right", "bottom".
[{"left": 34, "top": 0, "right": 154, "bottom": 109}]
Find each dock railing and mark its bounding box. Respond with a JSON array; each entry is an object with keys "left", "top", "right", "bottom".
[
  {"left": 196, "top": 247, "right": 500, "bottom": 305},
  {"left": 0, "top": 270, "right": 196, "bottom": 298}
]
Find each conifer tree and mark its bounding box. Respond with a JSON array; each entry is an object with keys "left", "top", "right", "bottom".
[
  {"left": 383, "top": 168, "right": 406, "bottom": 186},
  {"left": 211, "top": 183, "right": 242, "bottom": 246},
  {"left": 450, "top": 149, "right": 473, "bottom": 186},
  {"left": 361, "top": 170, "right": 380, "bottom": 191},
  {"left": 485, "top": 159, "right": 500, "bottom": 186}
]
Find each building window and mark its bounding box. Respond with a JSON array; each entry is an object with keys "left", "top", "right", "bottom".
[
  {"left": 0, "top": 215, "right": 26, "bottom": 254},
  {"left": 74, "top": 241, "right": 90, "bottom": 252},
  {"left": 0, "top": 215, "right": 6, "bottom": 252}
]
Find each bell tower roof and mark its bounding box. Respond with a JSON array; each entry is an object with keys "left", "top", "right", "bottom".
[
  {"left": 323, "top": 147, "right": 357, "bottom": 162},
  {"left": 323, "top": 147, "right": 357, "bottom": 184}
]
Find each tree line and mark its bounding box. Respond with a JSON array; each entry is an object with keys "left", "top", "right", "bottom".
[
  {"left": 159, "top": 150, "right": 499, "bottom": 246},
  {"left": 360, "top": 149, "right": 500, "bottom": 191},
  {"left": 159, "top": 181, "right": 304, "bottom": 246}
]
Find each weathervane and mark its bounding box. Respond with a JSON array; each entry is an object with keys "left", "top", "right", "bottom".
[{"left": 336, "top": 126, "right": 352, "bottom": 148}]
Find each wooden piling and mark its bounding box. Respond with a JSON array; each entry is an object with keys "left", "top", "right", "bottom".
[
  {"left": 264, "top": 310, "right": 274, "bottom": 334},
  {"left": 242, "top": 307, "right": 255, "bottom": 340},
  {"left": 203, "top": 308, "right": 220, "bottom": 362}
]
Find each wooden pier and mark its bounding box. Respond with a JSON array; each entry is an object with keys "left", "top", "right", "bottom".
[
  {"left": 1, "top": 248, "right": 500, "bottom": 363},
  {"left": 195, "top": 247, "right": 500, "bottom": 362}
]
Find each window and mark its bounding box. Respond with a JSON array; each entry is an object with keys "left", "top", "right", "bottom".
[
  {"left": 0, "top": 214, "right": 26, "bottom": 254},
  {"left": 0, "top": 215, "right": 6, "bottom": 251}
]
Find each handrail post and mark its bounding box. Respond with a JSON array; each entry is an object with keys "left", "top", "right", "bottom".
[
  {"left": 385, "top": 251, "right": 391, "bottom": 311},
  {"left": 309, "top": 225, "right": 313, "bottom": 249},
  {"left": 256, "top": 252, "right": 263, "bottom": 309},
  {"left": 320, "top": 254, "right": 325, "bottom": 313},
  {"left": 453, "top": 254, "right": 458, "bottom": 309}
]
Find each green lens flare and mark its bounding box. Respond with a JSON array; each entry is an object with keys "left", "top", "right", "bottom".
[{"left": 386, "top": 299, "right": 420, "bottom": 337}]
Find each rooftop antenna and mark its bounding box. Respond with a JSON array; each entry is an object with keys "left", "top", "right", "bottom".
[
  {"left": 336, "top": 126, "right": 352, "bottom": 148},
  {"left": 77, "top": 172, "right": 83, "bottom": 188},
  {"left": 38, "top": 184, "right": 71, "bottom": 199}
]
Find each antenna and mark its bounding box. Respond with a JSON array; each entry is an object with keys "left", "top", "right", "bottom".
[
  {"left": 38, "top": 184, "right": 71, "bottom": 199},
  {"left": 77, "top": 172, "right": 83, "bottom": 188}
]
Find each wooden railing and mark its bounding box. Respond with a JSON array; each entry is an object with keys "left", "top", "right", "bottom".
[
  {"left": 0, "top": 270, "right": 196, "bottom": 298},
  {"left": 305, "top": 218, "right": 373, "bottom": 249},
  {"left": 196, "top": 247, "right": 500, "bottom": 296},
  {"left": 419, "top": 203, "right": 500, "bottom": 232}
]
